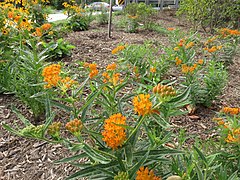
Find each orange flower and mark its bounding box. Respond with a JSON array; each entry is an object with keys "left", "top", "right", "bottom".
[
  {"left": 41, "top": 23, "right": 51, "bottom": 31},
  {"left": 136, "top": 167, "right": 161, "bottom": 180},
  {"left": 112, "top": 45, "right": 125, "bottom": 54},
  {"left": 106, "top": 63, "right": 117, "bottom": 71},
  {"left": 150, "top": 67, "right": 156, "bottom": 73},
  {"left": 181, "top": 64, "right": 197, "bottom": 74},
  {"left": 42, "top": 64, "right": 61, "bottom": 88},
  {"left": 66, "top": 119, "right": 83, "bottom": 135},
  {"left": 89, "top": 63, "right": 97, "bottom": 70},
  {"left": 102, "top": 113, "right": 126, "bottom": 149},
  {"left": 60, "top": 77, "right": 76, "bottom": 90},
  {"left": 222, "top": 107, "right": 240, "bottom": 115},
  {"left": 133, "top": 94, "right": 152, "bottom": 116},
  {"left": 8, "top": 11, "right": 14, "bottom": 19},
  {"left": 198, "top": 59, "right": 204, "bottom": 65},
  {"left": 207, "top": 46, "right": 217, "bottom": 53},
  {"left": 167, "top": 27, "right": 175, "bottom": 31},
  {"left": 34, "top": 27, "right": 42, "bottom": 37},
  {"left": 88, "top": 63, "right": 98, "bottom": 79},
  {"left": 175, "top": 57, "right": 182, "bottom": 66},
  {"left": 89, "top": 69, "right": 98, "bottom": 78},
  {"left": 185, "top": 41, "right": 195, "bottom": 49}
]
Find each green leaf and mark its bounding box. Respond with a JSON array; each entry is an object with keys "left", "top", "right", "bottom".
[
  {"left": 168, "top": 86, "right": 191, "bottom": 103},
  {"left": 129, "top": 150, "right": 149, "bottom": 179},
  {"left": 81, "top": 89, "right": 102, "bottom": 121},
  {"left": 12, "top": 107, "right": 32, "bottom": 126},
  {"left": 42, "top": 112, "right": 55, "bottom": 137},
  {"left": 125, "top": 144, "right": 133, "bottom": 166},
  {"left": 193, "top": 146, "right": 207, "bottom": 164},
  {"left": 227, "top": 171, "right": 239, "bottom": 180},
  {"left": 134, "top": 149, "right": 183, "bottom": 157},
  {"left": 66, "top": 161, "right": 118, "bottom": 180},
  {"left": 195, "top": 163, "right": 204, "bottom": 180},
  {"left": 2, "top": 123, "right": 21, "bottom": 136},
  {"left": 83, "top": 144, "right": 111, "bottom": 164},
  {"left": 72, "top": 77, "right": 89, "bottom": 98}
]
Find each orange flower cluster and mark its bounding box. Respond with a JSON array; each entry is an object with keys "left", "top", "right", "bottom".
[
  {"left": 102, "top": 113, "right": 126, "bottom": 149},
  {"left": 33, "top": 23, "right": 52, "bottom": 37},
  {"left": 150, "top": 67, "right": 156, "bottom": 73},
  {"left": 153, "top": 84, "right": 176, "bottom": 97},
  {"left": 213, "top": 117, "right": 240, "bottom": 144},
  {"left": 181, "top": 64, "right": 198, "bottom": 74},
  {"left": 225, "top": 129, "right": 240, "bottom": 144},
  {"left": 106, "top": 63, "right": 117, "bottom": 71},
  {"left": 66, "top": 119, "right": 83, "bottom": 135},
  {"left": 198, "top": 59, "right": 204, "bottom": 65},
  {"left": 204, "top": 45, "right": 222, "bottom": 53},
  {"left": 204, "top": 36, "right": 218, "bottom": 46},
  {"left": 219, "top": 28, "right": 240, "bottom": 37},
  {"left": 41, "top": 23, "right": 51, "bottom": 30},
  {"left": 222, "top": 107, "right": 240, "bottom": 115},
  {"left": 60, "top": 77, "right": 76, "bottom": 91},
  {"left": 185, "top": 41, "right": 195, "bottom": 49},
  {"left": 133, "top": 94, "right": 152, "bottom": 116},
  {"left": 102, "top": 72, "right": 121, "bottom": 86},
  {"left": 112, "top": 45, "right": 125, "bottom": 55},
  {"left": 178, "top": 39, "right": 186, "bottom": 47},
  {"left": 84, "top": 63, "right": 98, "bottom": 79},
  {"left": 167, "top": 27, "right": 175, "bottom": 31},
  {"left": 175, "top": 57, "right": 182, "bottom": 66},
  {"left": 136, "top": 167, "right": 161, "bottom": 180},
  {"left": 42, "top": 64, "right": 61, "bottom": 88}
]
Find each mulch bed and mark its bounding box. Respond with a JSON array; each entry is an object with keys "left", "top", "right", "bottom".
[{"left": 0, "top": 10, "right": 239, "bottom": 179}]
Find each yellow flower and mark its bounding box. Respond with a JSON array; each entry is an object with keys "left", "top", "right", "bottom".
[
  {"left": 174, "top": 47, "right": 179, "bottom": 51},
  {"left": 133, "top": 94, "right": 152, "bottom": 116},
  {"left": 136, "top": 167, "right": 161, "bottom": 180},
  {"left": 102, "top": 113, "right": 126, "bottom": 149}
]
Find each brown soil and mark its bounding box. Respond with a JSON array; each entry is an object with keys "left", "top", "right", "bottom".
[{"left": 0, "top": 10, "right": 239, "bottom": 180}]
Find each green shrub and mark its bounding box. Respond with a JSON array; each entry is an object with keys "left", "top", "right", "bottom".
[{"left": 177, "top": 0, "right": 240, "bottom": 32}]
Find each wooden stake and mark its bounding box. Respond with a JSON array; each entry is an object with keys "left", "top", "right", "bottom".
[{"left": 108, "top": 0, "right": 113, "bottom": 38}]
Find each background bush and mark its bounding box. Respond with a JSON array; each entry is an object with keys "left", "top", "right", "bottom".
[{"left": 177, "top": 0, "right": 240, "bottom": 32}]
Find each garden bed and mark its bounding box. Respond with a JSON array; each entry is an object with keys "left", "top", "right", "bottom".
[{"left": 0, "top": 10, "right": 239, "bottom": 180}]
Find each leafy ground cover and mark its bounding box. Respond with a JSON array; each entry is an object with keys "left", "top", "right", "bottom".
[{"left": 0, "top": 3, "right": 239, "bottom": 180}]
